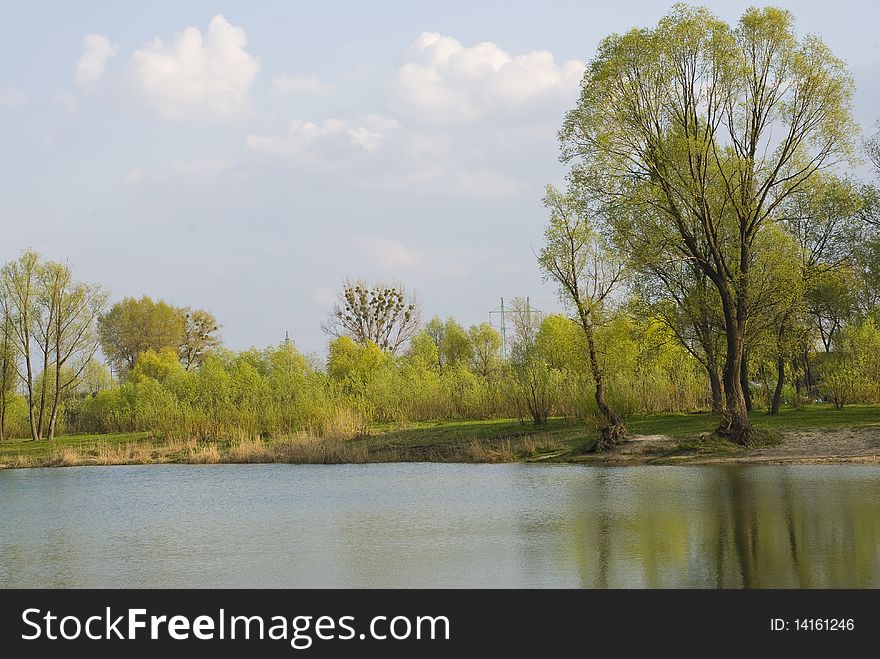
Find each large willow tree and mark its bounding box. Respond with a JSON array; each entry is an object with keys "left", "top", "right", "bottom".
[{"left": 560, "top": 5, "right": 856, "bottom": 443}]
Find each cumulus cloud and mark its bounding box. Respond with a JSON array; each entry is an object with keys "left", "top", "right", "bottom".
[
  {"left": 246, "top": 114, "right": 399, "bottom": 157},
  {"left": 272, "top": 74, "right": 332, "bottom": 95},
  {"left": 0, "top": 88, "right": 28, "bottom": 107},
  {"left": 75, "top": 34, "right": 118, "bottom": 87},
  {"left": 132, "top": 15, "right": 259, "bottom": 120},
  {"left": 389, "top": 32, "right": 585, "bottom": 123}
]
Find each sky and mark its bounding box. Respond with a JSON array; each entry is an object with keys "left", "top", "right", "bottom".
[{"left": 2, "top": 1, "right": 879, "bottom": 356}]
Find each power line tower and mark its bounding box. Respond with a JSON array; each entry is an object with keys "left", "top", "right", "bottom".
[
  {"left": 489, "top": 297, "right": 508, "bottom": 356},
  {"left": 490, "top": 297, "right": 543, "bottom": 356}
]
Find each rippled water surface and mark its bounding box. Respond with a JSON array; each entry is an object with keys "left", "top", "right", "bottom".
[{"left": 1, "top": 463, "right": 878, "bottom": 587}]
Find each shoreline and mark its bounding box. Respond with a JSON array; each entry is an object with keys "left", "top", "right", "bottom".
[
  {"left": 2, "top": 425, "right": 879, "bottom": 470},
  {"left": 2, "top": 455, "right": 879, "bottom": 471}
]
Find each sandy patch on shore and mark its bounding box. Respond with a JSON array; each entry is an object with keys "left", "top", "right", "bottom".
[
  {"left": 689, "top": 426, "right": 880, "bottom": 465},
  {"left": 570, "top": 426, "right": 880, "bottom": 465}
]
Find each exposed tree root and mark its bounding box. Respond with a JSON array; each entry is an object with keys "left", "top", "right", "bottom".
[
  {"left": 715, "top": 416, "right": 754, "bottom": 447},
  {"left": 590, "top": 420, "right": 628, "bottom": 452}
]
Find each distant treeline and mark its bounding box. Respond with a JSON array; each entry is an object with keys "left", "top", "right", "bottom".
[{"left": 1, "top": 263, "right": 879, "bottom": 445}]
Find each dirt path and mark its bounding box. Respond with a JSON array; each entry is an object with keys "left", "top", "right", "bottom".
[
  {"left": 570, "top": 428, "right": 880, "bottom": 465},
  {"left": 687, "top": 427, "right": 880, "bottom": 465}
]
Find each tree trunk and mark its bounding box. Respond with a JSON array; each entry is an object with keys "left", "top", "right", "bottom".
[
  {"left": 717, "top": 306, "right": 752, "bottom": 445},
  {"left": 48, "top": 356, "right": 62, "bottom": 441},
  {"left": 803, "top": 351, "right": 814, "bottom": 399},
  {"left": 740, "top": 350, "right": 752, "bottom": 413},
  {"left": 700, "top": 332, "right": 724, "bottom": 414},
  {"left": 708, "top": 364, "right": 724, "bottom": 414},
  {"left": 36, "top": 347, "right": 50, "bottom": 439},
  {"left": 0, "top": 325, "right": 6, "bottom": 441},
  {"left": 0, "top": 387, "right": 5, "bottom": 442},
  {"left": 24, "top": 347, "right": 38, "bottom": 442},
  {"left": 769, "top": 355, "right": 784, "bottom": 415},
  {"left": 583, "top": 320, "right": 627, "bottom": 450}
]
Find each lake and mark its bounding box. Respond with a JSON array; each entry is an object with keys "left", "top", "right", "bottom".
[{"left": 1, "top": 463, "right": 878, "bottom": 588}]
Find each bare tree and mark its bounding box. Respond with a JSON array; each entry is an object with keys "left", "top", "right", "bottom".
[
  {"left": 33, "top": 262, "right": 61, "bottom": 438},
  {"left": 43, "top": 262, "right": 108, "bottom": 440},
  {"left": 506, "top": 297, "right": 553, "bottom": 425},
  {"left": 1, "top": 251, "right": 41, "bottom": 441},
  {"left": 539, "top": 185, "right": 627, "bottom": 448},
  {"left": 322, "top": 279, "right": 421, "bottom": 354}
]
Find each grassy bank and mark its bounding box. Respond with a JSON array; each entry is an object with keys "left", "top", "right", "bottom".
[{"left": 1, "top": 404, "right": 879, "bottom": 469}]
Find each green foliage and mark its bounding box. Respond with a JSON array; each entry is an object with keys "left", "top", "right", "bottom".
[
  {"left": 128, "top": 348, "right": 186, "bottom": 384},
  {"left": 0, "top": 394, "right": 31, "bottom": 439},
  {"left": 98, "top": 296, "right": 185, "bottom": 375},
  {"left": 560, "top": 3, "right": 857, "bottom": 441},
  {"left": 423, "top": 316, "right": 475, "bottom": 371},
  {"left": 818, "top": 319, "right": 880, "bottom": 409},
  {"left": 439, "top": 319, "right": 473, "bottom": 368},
  {"left": 468, "top": 322, "right": 502, "bottom": 378},
  {"left": 69, "top": 342, "right": 348, "bottom": 440},
  {"left": 328, "top": 337, "right": 391, "bottom": 393},
  {"left": 536, "top": 315, "right": 587, "bottom": 372},
  {"left": 406, "top": 330, "right": 440, "bottom": 372}
]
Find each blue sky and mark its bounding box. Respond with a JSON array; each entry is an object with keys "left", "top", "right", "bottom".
[{"left": 2, "top": 1, "right": 878, "bottom": 355}]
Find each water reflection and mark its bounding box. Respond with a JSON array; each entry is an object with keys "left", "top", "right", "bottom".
[
  {"left": 0, "top": 464, "right": 878, "bottom": 588},
  {"left": 547, "top": 466, "right": 880, "bottom": 588}
]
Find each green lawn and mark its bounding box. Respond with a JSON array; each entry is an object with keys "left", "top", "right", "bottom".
[
  {"left": 331, "top": 404, "right": 880, "bottom": 461},
  {"left": 371, "top": 403, "right": 880, "bottom": 445},
  {"left": 0, "top": 431, "right": 151, "bottom": 459},
  {"left": 627, "top": 404, "right": 880, "bottom": 437},
  {"left": 1, "top": 404, "right": 878, "bottom": 467},
  {"left": 360, "top": 417, "right": 594, "bottom": 460}
]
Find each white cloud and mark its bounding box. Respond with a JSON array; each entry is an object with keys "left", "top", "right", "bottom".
[
  {"left": 357, "top": 236, "right": 421, "bottom": 270},
  {"left": 76, "top": 34, "right": 118, "bottom": 87},
  {"left": 0, "top": 88, "right": 28, "bottom": 107},
  {"left": 390, "top": 32, "right": 585, "bottom": 123},
  {"left": 272, "top": 74, "right": 331, "bottom": 95},
  {"left": 246, "top": 114, "right": 399, "bottom": 158},
  {"left": 132, "top": 15, "right": 260, "bottom": 120}
]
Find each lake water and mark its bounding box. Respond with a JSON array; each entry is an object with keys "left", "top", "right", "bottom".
[{"left": 1, "top": 463, "right": 878, "bottom": 588}]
